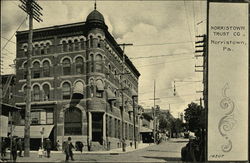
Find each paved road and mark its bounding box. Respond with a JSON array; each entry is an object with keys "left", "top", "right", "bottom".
[{"left": 3, "top": 138, "right": 188, "bottom": 162}]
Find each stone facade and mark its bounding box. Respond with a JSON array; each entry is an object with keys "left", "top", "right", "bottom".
[{"left": 14, "top": 9, "right": 140, "bottom": 150}]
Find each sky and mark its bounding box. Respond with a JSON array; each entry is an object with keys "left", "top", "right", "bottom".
[{"left": 1, "top": 0, "right": 207, "bottom": 117}]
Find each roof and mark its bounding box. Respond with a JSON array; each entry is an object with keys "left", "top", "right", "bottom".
[{"left": 86, "top": 9, "right": 105, "bottom": 24}]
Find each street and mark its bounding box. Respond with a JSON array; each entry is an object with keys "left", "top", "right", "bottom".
[{"left": 2, "top": 138, "right": 187, "bottom": 162}]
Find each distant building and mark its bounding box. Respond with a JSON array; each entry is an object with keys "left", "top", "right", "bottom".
[{"left": 13, "top": 8, "right": 140, "bottom": 150}]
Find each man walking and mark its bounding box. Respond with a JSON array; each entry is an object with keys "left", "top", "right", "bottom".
[
  {"left": 65, "top": 137, "right": 74, "bottom": 161},
  {"left": 11, "top": 137, "right": 18, "bottom": 162},
  {"left": 44, "top": 138, "right": 52, "bottom": 158},
  {"left": 17, "top": 138, "right": 23, "bottom": 157}
]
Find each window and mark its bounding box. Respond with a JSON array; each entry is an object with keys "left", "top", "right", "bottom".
[
  {"left": 64, "top": 107, "right": 82, "bottom": 135},
  {"left": 46, "top": 43, "right": 51, "bottom": 54},
  {"left": 62, "top": 40, "right": 67, "bottom": 52},
  {"left": 90, "top": 54, "right": 94, "bottom": 72},
  {"left": 68, "top": 40, "right": 73, "bottom": 52},
  {"left": 23, "top": 62, "right": 27, "bottom": 79},
  {"left": 34, "top": 44, "right": 39, "bottom": 55},
  {"left": 40, "top": 43, "right": 45, "bottom": 55},
  {"left": 75, "top": 57, "right": 83, "bottom": 74},
  {"left": 31, "top": 112, "right": 40, "bottom": 124},
  {"left": 43, "top": 60, "right": 50, "bottom": 77},
  {"left": 46, "top": 112, "right": 53, "bottom": 124},
  {"left": 74, "top": 39, "right": 79, "bottom": 51},
  {"left": 33, "top": 85, "right": 40, "bottom": 101},
  {"left": 62, "top": 58, "right": 71, "bottom": 75},
  {"left": 33, "top": 61, "right": 40, "bottom": 78},
  {"left": 89, "top": 35, "right": 93, "bottom": 48},
  {"left": 43, "top": 84, "right": 50, "bottom": 101},
  {"left": 97, "top": 36, "right": 101, "bottom": 48},
  {"left": 95, "top": 54, "right": 102, "bottom": 73},
  {"left": 23, "top": 45, "right": 28, "bottom": 56},
  {"left": 62, "top": 82, "right": 71, "bottom": 99},
  {"left": 80, "top": 38, "right": 85, "bottom": 50}
]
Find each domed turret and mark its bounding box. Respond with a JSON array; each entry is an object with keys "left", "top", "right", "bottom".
[{"left": 86, "top": 9, "right": 105, "bottom": 24}]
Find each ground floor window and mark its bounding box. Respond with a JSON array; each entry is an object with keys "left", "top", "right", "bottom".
[
  {"left": 31, "top": 109, "right": 53, "bottom": 125},
  {"left": 64, "top": 107, "right": 82, "bottom": 135}
]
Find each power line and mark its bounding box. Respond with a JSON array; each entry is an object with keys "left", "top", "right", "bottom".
[
  {"left": 1, "top": 15, "right": 28, "bottom": 51},
  {"left": 129, "top": 52, "right": 193, "bottom": 60},
  {"left": 136, "top": 57, "right": 194, "bottom": 68},
  {"left": 133, "top": 41, "right": 195, "bottom": 47}
]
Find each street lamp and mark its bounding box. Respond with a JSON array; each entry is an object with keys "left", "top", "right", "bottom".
[{"left": 40, "top": 127, "right": 44, "bottom": 149}]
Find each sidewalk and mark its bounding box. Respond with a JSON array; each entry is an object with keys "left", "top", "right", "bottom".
[{"left": 1, "top": 143, "right": 153, "bottom": 162}]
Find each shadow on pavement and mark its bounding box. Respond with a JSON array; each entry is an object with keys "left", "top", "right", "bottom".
[{"left": 143, "top": 156, "right": 181, "bottom": 162}]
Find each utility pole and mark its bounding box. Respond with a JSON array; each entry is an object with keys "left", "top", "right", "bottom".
[
  {"left": 19, "top": 0, "right": 42, "bottom": 157},
  {"left": 149, "top": 80, "right": 160, "bottom": 143},
  {"left": 118, "top": 43, "right": 133, "bottom": 152}
]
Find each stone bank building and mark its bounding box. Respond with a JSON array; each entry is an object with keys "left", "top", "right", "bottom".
[{"left": 14, "top": 8, "right": 140, "bottom": 150}]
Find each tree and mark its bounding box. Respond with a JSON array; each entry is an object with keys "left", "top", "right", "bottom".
[{"left": 184, "top": 102, "right": 205, "bottom": 132}]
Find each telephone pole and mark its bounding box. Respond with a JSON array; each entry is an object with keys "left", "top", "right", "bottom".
[
  {"left": 19, "top": 0, "right": 42, "bottom": 157},
  {"left": 118, "top": 43, "right": 133, "bottom": 152},
  {"left": 149, "top": 80, "right": 160, "bottom": 143}
]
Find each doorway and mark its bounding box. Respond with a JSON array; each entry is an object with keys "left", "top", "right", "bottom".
[{"left": 92, "top": 112, "right": 103, "bottom": 144}]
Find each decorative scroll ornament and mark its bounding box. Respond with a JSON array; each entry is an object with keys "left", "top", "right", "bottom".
[{"left": 218, "top": 83, "right": 237, "bottom": 153}]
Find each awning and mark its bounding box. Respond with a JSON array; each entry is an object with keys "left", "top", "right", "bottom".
[
  {"left": 128, "top": 104, "right": 133, "bottom": 112},
  {"left": 131, "top": 89, "right": 138, "bottom": 98},
  {"left": 106, "top": 89, "right": 116, "bottom": 101},
  {"left": 140, "top": 126, "right": 153, "bottom": 133},
  {"left": 73, "top": 81, "right": 84, "bottom": 95},
  {"left": 11, "top": 125, "right": 54, "bottom": 138},
  {"left": 96, "top": 80, "right": 104, "bottom": 92}
]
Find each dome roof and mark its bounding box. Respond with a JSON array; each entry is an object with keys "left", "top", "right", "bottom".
[{"left": 86, "top": 10, "right": 105, "bottom": 24}]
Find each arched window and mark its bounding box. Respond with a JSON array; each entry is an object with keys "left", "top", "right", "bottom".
[
  {"left": 43, "top": 84, "right": 50, "bottom": 101},
  {"left": 95, "top": 54, "right": 102, "bottom": 73},
  {"left": 23, "top": 85, "right": 27, "bottom": 100},
  {"left": 64, "top": 107, "right": 82, "bottom": 135},
  {"left": 43, "top": 60, "right": 50, "bottom": 77},
  {"left": 23, "top": 62, "right": 27, "bottom": 79},
  {"left": 90, "top": 35, "right": 93, "bottom": 48},
  {"left": 62, "top": 58, "right": 71, "bottom": 75},
  {"left": 46, "top": 42, "right": 51, "bottom": 54},
  {"left": 108, "top": 64, "right": 111, "bottom": 74},
  {"left": 33, "top": 85, "right": 40, "bottom": 101},
  {"left": 68, "top": 40, "right": 73, "bottom": 52},
  {"left": 90, "top": 54, "right": 94, "bottom": 72},
  {"left": 34, "top": 44, "right": 39, "bottom": 55},
  {"left": 80, "top": 38, "right": 85, "bottom": 50},
  {"left": 75, "top": 57, "right": 83, "bottom": 74},
  {"left": 74, "top": 39, "right": 79, "bottom": 51},
  {"left": 33, "top": 61, "right": 40, "bottom": 78},
  {"left": 23, "top": 45, "right": 28, "bottom": 56},
  {"left": 97, "top": 36, "right": 101, "bottom": 48},
  {"left": 62, "top": 40, "right": 67, "bottom": 52},
  {"left": 89, "top": 79, "right": 94, "bottom": 97},
  {"left": 40, "top": 43, "right": 45, "bottom": 55},
  {"left": 62, "top": 82, "right": 71, "bottom": 99}
]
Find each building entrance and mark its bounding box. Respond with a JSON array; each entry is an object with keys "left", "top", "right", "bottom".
[{"left": 92, "top": 112, "right": 103, "bottom": 144}]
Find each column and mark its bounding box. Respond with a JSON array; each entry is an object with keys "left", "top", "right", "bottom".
[
  {"left": 103, "top": 113, "right": 106, "bottom": 140},
  {"left": 88, "top": 112, "right": 92, "bottom": 140}
]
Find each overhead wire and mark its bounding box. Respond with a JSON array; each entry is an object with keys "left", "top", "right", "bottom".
[
  {"left": 1, "top": 15, "right": 28, "bottom": 51},
  {"left": 133, "top": 41, "right": 194, "bottom": 47},
  {"left": 129, "top": 52, "right": 194, "bottom": 60}
]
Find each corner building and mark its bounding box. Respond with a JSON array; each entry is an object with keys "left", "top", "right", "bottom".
[{"left": 14, "top": 9, "right": 140, "bottom": 150}]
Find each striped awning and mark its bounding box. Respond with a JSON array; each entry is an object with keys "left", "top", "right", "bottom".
[
  {"left": 11, "top": 125, "right": 54, "bottom": 138},
  {"left": 73, "top": 81, "right": 84, "bottom": 95},
  {"left": 96, "top": 80, "right": 104, "bottom": 92},
  {"left": 106, "top": 89, "right": 116, "bottom": 101}
]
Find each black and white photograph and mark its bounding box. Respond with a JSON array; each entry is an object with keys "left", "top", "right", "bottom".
[{"left": 0, "top": 0, "right": 249, "bottom": 162}]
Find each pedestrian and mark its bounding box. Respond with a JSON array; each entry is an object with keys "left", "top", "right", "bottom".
[
  {"left": 38, "top": 147, "right": 44, "bottom": 158},
  {"left": 56, "top": 140, "right": 61, "bottom": 151},
  {"left": 65, "top": 137, "right": 74, "bottom": 161},
  {"left": 11, "top": 137, "right": 18, "bottom": 162},
  {"left": 1, "top": 138, "right": 7, "bottom": 158},
  {"left": 17, "top": 138, "right": 23, "bottom": 157},
  {"left": 44, "top": 138, "right": 52, "bottom": 158}
]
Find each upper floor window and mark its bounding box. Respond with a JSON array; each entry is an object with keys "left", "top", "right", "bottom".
[
  {"left": 33, "top": 61, "right": 40, "bottom": 78},
  {"left": 74, "top": 39, "right": 79, "bottom": 51},
  {"left": 95, "top": 54, "right": 102, "bottom": 73},
  {"left": 62, "top": 40, "right": 67, "bottom": 52},
  {"left": 97, "top": 36, "right": 101, "bottom": 48},
  {"left": 46, "top": 42, "right": 51, "bottom": 54},
  {"left": 80, "top": 38, "right": 85, "bottom": 50},
  {"left": 43, "top": 61, "right": 50, "bottom": 77},
  {"left": 23, "top": 45, "right": 28, "bottom": 56},
  {"left": 40, "top": 43, "right": 45, "bottom": 55},
  {"left": 62, "top": 82, "right": 71, "bottom": 99},
  {"left": 43, "top": 84, "right": 50, "bottom": 101},
  {"left": 34, "top": 44, "right": 39, "bottom": 55},
  {"left": 68, "top": 40, "right": 73, "bottom": 52},
  {"left": 90, "top": 36, "right": 93, "bottom": 48},
  {"left": 33, "top": 85, "right": 40, "bottom": 101},
  {"left": 62, "top": 58, "right": 71, "bottom": 75},
  {"left": 75, "top": 57, "right": 84, "bottom": 74},
  {"left": 90, "top": 54, "right": 94, "bottom": 73}
]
